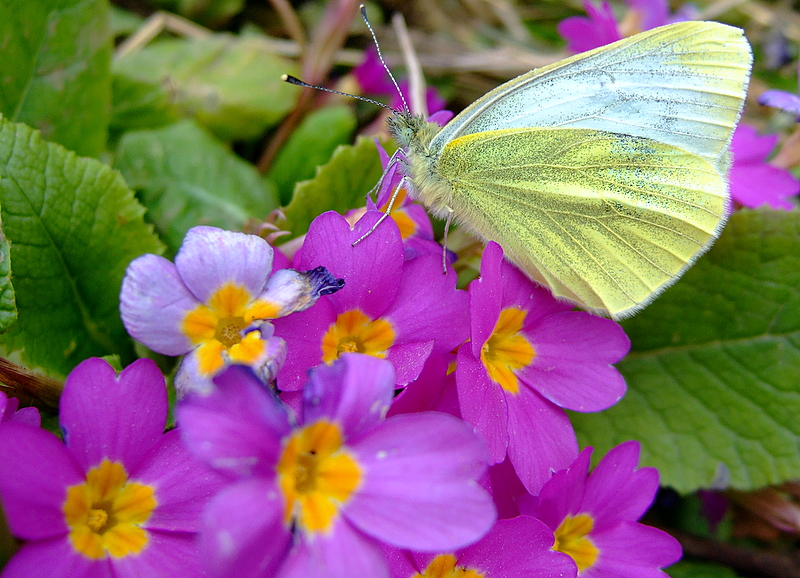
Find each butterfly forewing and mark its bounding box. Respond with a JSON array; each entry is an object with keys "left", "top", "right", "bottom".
[
  {"left": 435, "top": 127, "right": 727, "bottom": 318},
  {"left": 429, "top": 21, "right": 752, "bottom": 174}
]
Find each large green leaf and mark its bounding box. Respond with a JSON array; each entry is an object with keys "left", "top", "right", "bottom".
[
  {"left": 0, "top": 0, "right": 112, "bottom": 157},
  {"left": 0, "top": 117, "right": 164, "bottom": 377},
  {"left": 0, "top": 219, "right": 16, "bottom": 335},
  {"left": 572, "top": 209, "right": 800, "bottom": 493},
  {"left": 115, "top": 120, "right": 279, "bottom": 254},
  {"left": 281, "top": 136, "right": 387, "bottom": 239},
  {"left": 112, "top": 35, "right": 297, "bottom": 141}
]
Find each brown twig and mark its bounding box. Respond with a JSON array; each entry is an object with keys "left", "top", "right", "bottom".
[
  {"left": 0, "top": 357, "right": 62, "bottom": 413},
  {"left": 257, "top": 0, "right": 361, "bottom": 174},
  {"left": 674, "top": 529, "right": 800, "bottom": 578}
]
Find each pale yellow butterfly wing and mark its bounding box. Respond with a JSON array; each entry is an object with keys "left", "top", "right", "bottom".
[
  {"left": 436, "top": 127, "right": 726, "bottom": 318},
  {"left": 430, "top": 21, "right": 752, "bottom": 175}
]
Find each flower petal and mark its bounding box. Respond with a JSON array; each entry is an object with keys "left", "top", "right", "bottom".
[
  {"left": 120, "top": 254, "right": 198, "bottom": 355},
  {"left": 590, "top": 521, "right": 682, "bottom": 578},
  {"left": 381, "top": 255, "right": 469, "bottom": 354},
  {"left": 175, "top": 226, "right": 274, "bottom": 304},
  {"left": 131, "top": 429, "right": 228, "bottom": 532},
  {"left": 0, "top": 537, "right": 109, "bottom": 578},
  {"left": 526, "top": 448, "right": 593, "bottom": 530},
  {"left": 469, "top": 242, "right": 503, "bottom": 358},
  {"left": 458, "top": 516, "right": 578, "bottom": 578},
  {"left": 0, "top": 423, "right": 83, "bottom": 539},
  {"left": 272, "top": 295, "right": 338, "bottom": 392},
  {"left": 200, "top": 478, "right": 291, "bottom": 578},
  {"left": 348, "top": 413, "right": 495, "bottom": 551},
  {"left": 302, "top": 354, "right": 395, "bottom": 436},
  {"left": 298, "top": 211, "right": 403, "bottom": 319},
  {"left": 385, "top": 340, "right": 434, "bottom": 386},
  {"left": 582, "top": 441, "right": 660, "bottom": 528},
  {"left": 177, "top": 365, "right": 292, "bottom": 477},
  {"left": 759, "top": 89, "right": 800, "bottom": 116},
  {"left": 505, "top": 388, "right": 578, "bottom": 495},
  {"left": 456, "top": 346, "right": 510, "bottom": 464},
  {"left": 277, "top": 517, "right": 389, "bottom": 578},
  {"left": 111, "top": 531, "right": 204, "bottom": 578},
  {"left": 521, "top": 312, "right": 629, "bottom": 412},
  {"left": 60, "top": 358, "right": 167, "bottom": 472}
]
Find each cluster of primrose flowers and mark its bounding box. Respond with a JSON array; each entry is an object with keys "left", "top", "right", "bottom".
[{"left": 0, "top": 184, "right": 681, "bottom": 577}]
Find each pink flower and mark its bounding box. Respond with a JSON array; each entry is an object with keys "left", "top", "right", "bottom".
[
  {"left": 729, "top": 124, "right": 799, "bottom": 210},
  {"left": 558, "top": 0, "right": 697, "bottom": 53},
  {"left": 273, "top": 211, "right": 469, "bottom": 390},
  {"left": 0, "top": 358, "right": 225, "bottom": 578},
  {"left": 525, "top": 441, "right": 682, "bottom": 577},
  {"left": 558, "top": 1, "right": 621, "bottom": 54},
  {"left": 0, "top": 391, "right": 40, "bottom": 427},
  {"left": 385, "top": 516, "right": 577, "bottom": 578},
  {"left": 353, "top": 48, "right": 449, "bottom": 116},
  {"left": 456, "top": 242, "right": 629, "bottom": 493},
  {"left": 176, "top": 354, "right": 496, "bottom": 578}
]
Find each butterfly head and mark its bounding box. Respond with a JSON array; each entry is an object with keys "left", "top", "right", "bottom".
[{"left": 388, "top": 110, "right": 439, "bottom": 155}]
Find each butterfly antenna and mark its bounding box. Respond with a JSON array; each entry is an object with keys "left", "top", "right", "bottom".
[
  {"left": 281, "top": 74, "right": 394, "bottom": 111},
  {"left": 360, "top": 4, "right": 408, "bottom": 112}
]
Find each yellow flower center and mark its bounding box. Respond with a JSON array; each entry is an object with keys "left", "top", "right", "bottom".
[
  {"left": 412, "top": 554, "right": 484, "bottom": 578},
  {"left": 62, "top": 459, "right": 156, "bottom": 559},
  {"left": 182, "top": 282, "right": 281, "bottom": 375},
  {"left": 276, "top": 421, "right": 361, "bottom": 534},
  {"left": 480, "top": 308, "right": 535, "bottom": 394},
  {"left": 381, "top": 187, "right": 418, "bottom": 239},
  {"left": 321, "top": 309, "right": 395, "bottom": 364},
  {"left": 553, "top": 514, "right": 600, "bottom": 572}
]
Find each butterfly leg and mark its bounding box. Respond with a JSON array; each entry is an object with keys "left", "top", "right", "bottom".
[
  {"left": 440, "top": 207, "right": 454, "bottom": 274},
  {"left": 352, "top": 175, "right": 408, "bottom": 246}
]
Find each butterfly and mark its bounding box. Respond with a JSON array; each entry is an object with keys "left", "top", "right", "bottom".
[{"left": 387, "top": 21, "right": 751, "bottom": 320}]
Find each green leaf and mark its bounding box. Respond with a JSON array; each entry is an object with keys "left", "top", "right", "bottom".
[
  {"left": 269, "top": 105, "right": 357, "bottom": 206},
  {"left": 0, "top": 117, "right": 165, "bottom": 377},
  {"left": 571, "top": 208, "right": 800, "bottom": 493},
  {"left": 0, "top": 0, "right": 112, "bottom": 157},
  {"left": 0, "top": 219, "right": 17, "bottom": 334},
  {"left": 115, "top": 120, "right": 279, "bottom": 254},
  {"left": 667, "top": 560, "right": 741, "bottom": 578},
  {"left": 281, "top": 136, "right": 387, "bottom": 239},
  {"left": 112, "top": 35, "right": 297, "bottom": 141}
]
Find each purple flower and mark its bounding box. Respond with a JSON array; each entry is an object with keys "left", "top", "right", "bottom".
[
  {"left": 120, "top": 226, "right": 343, "bottom": 394},
  {"left": 273, "top": 211, "right": 469, "bottom": 390},
  {"left": 176, "top": 354, "right": 496, "bottom": 578},
  {"left": 352, "top": 47, "right": 396, "bottom": 97},
  {"left": 759, "top": 58, "right": 800, "bottom": 118},
  {"left": 524, "top": 441, "right": 682, "bottom": 577},
  {"left": 353, "top": 47, "right": 449, "bottom": 116},
  {"left": 558, "top": 0, "right": 696, "bottom": 52},
  {"left": 0, "top": 358, "right": 225, "bottom": 577},
  {"left": 385, "top": 516, "right": 578, "bottom": 578},
  {"left": 456, "top": 242, "right": 629, "bottom": 493},
  {"left": 558, "top": 1, "right": 621, "bottom": 54},
  {"left": 0, "top": 391, "right": 40, "bottom": 427},
  {"left": 729, "top": 124, "right": 799, "bottom": 210}
]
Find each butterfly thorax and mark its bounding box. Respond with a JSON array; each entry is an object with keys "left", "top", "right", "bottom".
[{"left": 388, "top": 110, "right": 456, "bottom": 219}]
